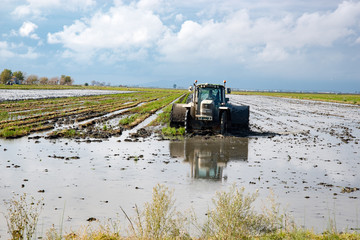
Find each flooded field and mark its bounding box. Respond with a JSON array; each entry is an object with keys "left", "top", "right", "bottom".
[
  {"left": 0, "top": 93, "right": 359, "bottom": 237},
  {"left": 0, "top": 89, "right": 127, "bottom": 102}
]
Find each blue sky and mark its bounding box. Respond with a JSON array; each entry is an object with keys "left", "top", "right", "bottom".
[{"left": 1, "top": 0, "right": 360, "bottom": 92}]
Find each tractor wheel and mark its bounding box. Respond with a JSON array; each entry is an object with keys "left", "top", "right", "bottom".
[
  {"left": 220, "top": 112, "right": 228, "bottom": 135},
  {"left": 185, "top": 109, "right": 192, "bottom": 133}
]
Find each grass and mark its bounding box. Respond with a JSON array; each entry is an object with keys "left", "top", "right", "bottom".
[
  {"left": 0, "top": 126, "right": 31, "bottom": 138},
  {"left": 119, "top": 113, "right": 140, "bottom": 126},
  {"left": 234, "top": 91, "right": 360, "bottom": 105},
  {"left": 2, "top": 185, "right": 360, "bottom": 239},
  {"left": 161, "top": 126, "right": 185, "bottom": 136},
  {"left": 0, "top": 111, "right": 9, "bottom": 121},
  {"left": 149, "top": 93, "right": 189, "bottom": 137}
]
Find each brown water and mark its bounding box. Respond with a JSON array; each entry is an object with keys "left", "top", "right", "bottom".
[{"left": 0, "top": 94, "right": 359, "bottom": 238}]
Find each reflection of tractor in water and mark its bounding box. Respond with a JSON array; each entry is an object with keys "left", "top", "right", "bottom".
[
  {"left": 170, "top": 80, "right": 249, "bottom": 134},
  {"left": 170, "top": 138, "right": 248, "bottom": 180}
]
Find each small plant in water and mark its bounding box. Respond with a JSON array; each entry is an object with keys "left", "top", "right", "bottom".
[{"left": 4, "top": 193, "right": 43, "bottom": 240}]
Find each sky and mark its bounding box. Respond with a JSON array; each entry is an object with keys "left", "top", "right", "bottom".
[{"left": 1, "top": 0, "right": 360, "bottom": 92}]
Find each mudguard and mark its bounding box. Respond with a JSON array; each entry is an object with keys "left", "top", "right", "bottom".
[
  {"left": 228, "top": 104, "right": 250, "bottom": 129},
  {"left": 170, "top": 103, "right": 187, "bottom": 127}
]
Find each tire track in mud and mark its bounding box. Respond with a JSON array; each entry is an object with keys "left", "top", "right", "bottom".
[{"left": 230, "top": 94, "right": 360, "bottom": 145}]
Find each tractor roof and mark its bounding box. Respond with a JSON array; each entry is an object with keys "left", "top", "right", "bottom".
[{"left": 197, "top": 83, "right": 224, "bottom": 89}]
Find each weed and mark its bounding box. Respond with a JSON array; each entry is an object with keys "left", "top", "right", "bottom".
[
  {"left": 128, "top": 184, "right": 189, "bottom": 239},
  {"left": 201, "top": 185, "right": 284, "bottom": 239},
  {"left": 119, "top": 114, "right": 139, "bottom": 126},
  {"left": 162, "top": 127, "right": 185, "bottom": 137},
  {"left": 0, "top": 126, "right": 30, "bottom": 138},
  {"left": 3, "top": 186, "right": 360, "bottom": 239},
  {"left": 0, "top": 111, "right": 9, "bottom": 121},
  {"left": 3, "top": 193, "right": 43, "bottom": 240},
  {"left": 63, "top": 129, "right": 77, "bottom": 138}
]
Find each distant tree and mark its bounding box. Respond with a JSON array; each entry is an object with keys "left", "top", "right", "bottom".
[
  {"left": 173, "top": 84, "right": 177, "bottom": 89},
  {"left": 39, "top": 77, "right": 49, "bottom": 85},
  {"left": 48, "top": 77, "right": 59, "bottom": 85},
  {"left": 90, "top": 80, "right": 105, "bottom": 86},
  {"left": 24, "top": 75, "right": 39, "bottom": 85},
  {"left": 1, "top": 69, "right": 12, "bottom": 84},
  {"left": 13, "top": 71, "right": 25, "bottom": 81},
  {"left": 60, "top": 75, "right": 73, "bottom": 85},
  {"left": 84, "top": 83, "right": 89, "bottom": 86}
]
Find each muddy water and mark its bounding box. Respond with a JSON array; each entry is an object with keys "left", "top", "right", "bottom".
[
  {"left": 0, "top": 94, "right": 360, "bottom": 237},
  {"left": 0, "top": 89, "right": 129, "bottom": 102}
]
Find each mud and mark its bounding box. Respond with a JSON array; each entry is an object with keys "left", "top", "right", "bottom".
[{"left": 0, "top": 94, "right": 359, "bottom": 237}]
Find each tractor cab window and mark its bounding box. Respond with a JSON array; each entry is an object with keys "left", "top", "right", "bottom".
[{"left": 198, "top": 87, "right": 222, "bottom": 105}]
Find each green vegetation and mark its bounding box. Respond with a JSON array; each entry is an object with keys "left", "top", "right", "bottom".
[
  {"left": 0, "top": 89, "right": 186, "bottom": 138},
  {"left": 150, "top": 93, "right": 189, "bottom": 137},
  {"left": 234, "top": 91, "right": 360, "bottom": 105},
  {"left": 119, "top": 113, "right": 140, "bottom": 126},
  {"left": 0, "top": 69, "right": 12, "bottom": 84},
  {"left": 161, "top": 126, "right": 185, "bottom": 136},
  {"left": 0, "top": 111, "right": 9, "bottom": 121},
  {"left": 0, "top": 126, "right": 31, "bottom": 138},
  {"left": 3, "top": 185, "right": 360, "bottom": 239},
  {"left": 0, "top": 68, "right": 74, "bottom": 86}
]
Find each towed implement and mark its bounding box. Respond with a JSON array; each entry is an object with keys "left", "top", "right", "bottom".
[{"left": 170, "top": 80, "right": 249, "bottom": 134}]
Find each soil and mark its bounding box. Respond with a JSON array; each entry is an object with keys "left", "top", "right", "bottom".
[{"left": 0, "top": 93, "right": 359, "bottom": 237}]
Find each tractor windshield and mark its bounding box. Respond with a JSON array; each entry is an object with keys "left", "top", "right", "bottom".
[{"left": 198, "top": 87, "right": 222, "bottom": 105}]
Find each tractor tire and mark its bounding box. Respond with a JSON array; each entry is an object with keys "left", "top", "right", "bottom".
[
  {"left": 220, "top": 112, "right": 228, "bottom": 135},
  {"left": 185, "top": 109, "right": 192, "bottom": 134}
]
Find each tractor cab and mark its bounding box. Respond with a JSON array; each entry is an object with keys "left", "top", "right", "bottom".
[{"left": 193, "top": 83, "right": 226, "bottom": 122}]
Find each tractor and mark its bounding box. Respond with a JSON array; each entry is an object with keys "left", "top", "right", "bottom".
[{"left": 170, "top": 80, "right": 249, "bottom": 134}]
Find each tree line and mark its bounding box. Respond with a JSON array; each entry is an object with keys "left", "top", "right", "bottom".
[{"left": 0, "top": 69, "right": 74, "bottom": 85}]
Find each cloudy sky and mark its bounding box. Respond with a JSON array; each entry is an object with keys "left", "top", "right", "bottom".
[{"left": 1, "top": 0, "right": 360, "bottom": 92}]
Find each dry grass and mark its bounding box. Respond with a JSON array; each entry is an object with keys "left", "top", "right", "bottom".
[
  {"left": 3, "top": 193, "right": 43, "bottom": 240},
  {"left": 3, "top": 185, "right": 360, "bottom": 240}
]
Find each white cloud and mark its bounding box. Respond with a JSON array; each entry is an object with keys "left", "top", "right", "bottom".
[
  {"left": 12, "top": 0, "right": 95, "bottom": 18},
  {"left": 0, "top": 41, "right": 39, "bottom": 60},
  {"left": 257, "top": 44, "right": 288, "bottom": 62},
  {"left": 20, "top": 47, "right": 40, "bottom": 59},
  {"left": 19, "top": 21, "right": 39, "bottom": 39},
  {"left": 175, "top": 14, "right": 184, "bottom": 22},
  {"left": 159, "top": 1, "right": 360, "bottom": 63},
  {"left": 48, "top": 2, "right": 166, "bottom": 61},
  {"left": 46, "top": 0, "right": 360, "bottom": 64},
  {"left": 0, "top": 41, "right": 15, "bottom": 58},
  {"left": 136, "top": 0, "right": 162, "bottom": 11}
]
